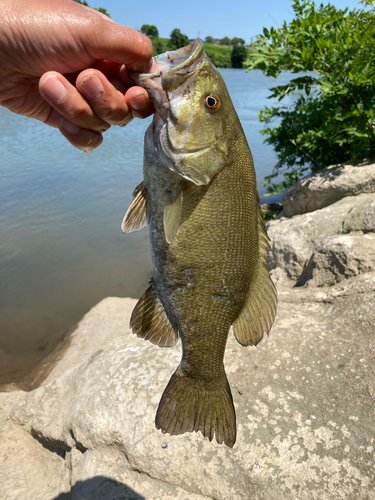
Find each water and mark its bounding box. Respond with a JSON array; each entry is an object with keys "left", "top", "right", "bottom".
[{"left": 0, "top": 69, "right": 293, "bottom": 364}]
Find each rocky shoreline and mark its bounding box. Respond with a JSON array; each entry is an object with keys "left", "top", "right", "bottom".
[{"left": 1, "top": 162, "right": 374, "bottom": 500}]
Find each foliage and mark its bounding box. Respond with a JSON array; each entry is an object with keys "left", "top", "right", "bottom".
[
  {"left": 231, "top": 37, "right": 245, "bottom": 46},
  {"left": 169, "top": 29, "right": 190, "bottom": 50},
  {"left": 151, "top": 38, "right": 169, "bottom": 57},
  {"left": 73, "top": 0, "right": 110, "bottom": 16},
  {"left": 203, "top": 44, "right": 232, "bottom": 68},
  {"left": 205, "top": 36, "right": 213, "bottom": 43},
  {"left": 220, "top": 36, "right": 232, "bottom": 46},
  {"left": 231, "top": 45, "right": 247, "bottom": 68},
  {"left": 140, "top": 24, "right": 159, "bottom": 38},
  {"left": 245, "top": 0, "right": 375, "bottom": 195}
]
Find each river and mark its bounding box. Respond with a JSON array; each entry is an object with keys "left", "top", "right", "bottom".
[{"left": 0, "top": 69, "right": 294, "bottom": 383}]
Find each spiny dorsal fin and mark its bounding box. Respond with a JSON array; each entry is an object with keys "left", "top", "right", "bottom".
[
  {"left": 130, "top": 279, "right": 178, "bottom": 347},
  {"left": 232, "top": 205, "right": 277, "bottom": 346},
  {"left": 164, "top": 188, "right": 183, "bottom": 244},
  {"left": 121, "top": 181, "right": 148, "bottom": 233}
]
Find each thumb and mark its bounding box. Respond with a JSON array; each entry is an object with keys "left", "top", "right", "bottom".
[{"left": 83, "top": 18, "right": 153, "bottom": 73}]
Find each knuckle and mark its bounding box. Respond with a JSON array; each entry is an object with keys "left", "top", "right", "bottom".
[
  {"left": 100, "top": 101, "right": 129, "bottom": 125},
  {"left": 65, "top": 104, "right": 89, "bottom": 122}
]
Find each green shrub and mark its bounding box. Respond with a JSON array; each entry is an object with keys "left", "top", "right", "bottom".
[
  {"left": 151, "top": 38, "right": 169, "bottom": 57},
  {"left": 245, "top": 0, "right": 375, "bottom": 195},
  {"left": 203, "top": 44, "right": 232, "bottom": 68},
  {"left": 231, "top": 45, "right": 247, "bottom": 68}
]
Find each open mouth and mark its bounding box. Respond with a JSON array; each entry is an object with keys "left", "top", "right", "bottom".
[
  {"left": 128, "top": 40, "right": 204, "bottom": 116},
  {"left": 154, "top": 39, "right": 203, "bottom": 74}
]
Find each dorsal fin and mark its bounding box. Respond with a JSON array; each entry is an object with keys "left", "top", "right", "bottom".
[
  {"left": 232, "top": 205, "right": 277, "bottom": 346},
  {"left": 164, "top": 187, "right": 183, "bottom": 244},
  {"left": 130, "top": 279, "right": 178, "bottom": 347},
  {"left": 121, "top": 181, "right": 148, "bottom": 233}
]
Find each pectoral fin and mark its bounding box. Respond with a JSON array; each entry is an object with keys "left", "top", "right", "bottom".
[
  {"left": 130, "top": 278, "right": 178, "bottom": 347},
  {"left": 121, "top": 181, "right": 148, "bottom": 233},
  {"left": 232, "top": 205, "right": 277, "bottom": 346},
  {"left": 164, "top": 188, "right": 183, "bottom": 244}
]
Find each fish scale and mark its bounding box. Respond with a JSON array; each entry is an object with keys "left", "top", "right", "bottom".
[{"left": 122, "top": 40, "right": 277, "bottom": 447}]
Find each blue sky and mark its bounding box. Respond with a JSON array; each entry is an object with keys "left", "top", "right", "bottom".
[{"left": 92, "top": 0, "right": 367, "bottom": 42}]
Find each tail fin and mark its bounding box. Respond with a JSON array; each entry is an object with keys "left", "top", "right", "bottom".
[{"left": 155, "top": 370, "right": 236, "bottom": 448}]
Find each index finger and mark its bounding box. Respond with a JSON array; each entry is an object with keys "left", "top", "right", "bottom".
[{"left": 84, "top": 20, "right": 153, "bottom": 73}]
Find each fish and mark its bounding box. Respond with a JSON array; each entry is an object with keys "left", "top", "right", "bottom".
[{"left": 122, "top": 40, "right": 277, "bottom": 448}]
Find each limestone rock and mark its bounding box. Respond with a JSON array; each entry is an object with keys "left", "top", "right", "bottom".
[
  {"left": 41, "top": 296, "right": 137, "bottom": 385},
  {"left": 297, "top": 233, "right": 375, "bottom": 287},
  {"left": 282, "top": 162, "right": 375, "bottom": 216},
  {"left": 266, "top": 193, "right": 375, "bottom": 282},
  {"left": 342, "top": 196, "right": 375, "bottom": 234},
  {"left": 1, "top": 284, "right": 375, "bottom": 500}
]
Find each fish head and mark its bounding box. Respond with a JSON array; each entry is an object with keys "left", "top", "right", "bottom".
[{"left": 132, "top": 40, "right": 237, "bottom": 186}]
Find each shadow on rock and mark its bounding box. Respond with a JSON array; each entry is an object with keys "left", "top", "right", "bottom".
[{"left": 53, "top": 476, "right": 145, "bottom": 500}]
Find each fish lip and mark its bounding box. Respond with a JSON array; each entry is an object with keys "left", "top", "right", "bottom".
[{"left": 155, "top": 39, "right": 204, "bottom": 73}]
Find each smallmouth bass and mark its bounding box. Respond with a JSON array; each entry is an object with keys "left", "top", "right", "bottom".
[{"left": 122, "top": 40, "right": 277, "bottom": 447}]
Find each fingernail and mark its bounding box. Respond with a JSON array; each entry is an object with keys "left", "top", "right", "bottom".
[
  {"left": 81, "top": 75, "right": 105, "bottom": 99},
  {"left": 59, "top": 118, "right": 80, "bottom": 135},
  {"left": 130, "top": 93, "right": 147, "bottom": 111},
  {"left": 42, "top": 76, "right": 66, "bottom": 103}
]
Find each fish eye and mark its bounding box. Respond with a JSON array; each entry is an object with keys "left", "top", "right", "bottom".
[{"left": 204, "top": 93, "right": 220, "bottom": 111}]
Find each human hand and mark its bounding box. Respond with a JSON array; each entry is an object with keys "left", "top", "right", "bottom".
[{"left": 0, "top": 0, "right": 155, "bottom": 152}]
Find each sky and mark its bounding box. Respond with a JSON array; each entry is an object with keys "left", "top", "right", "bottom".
[{"left": 90, "top": 0, "right": 368, "bottom": 42}]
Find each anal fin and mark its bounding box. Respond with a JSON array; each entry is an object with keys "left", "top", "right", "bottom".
[
  {"left": 122, "top": 181, "right": 148, "bottom": 233},
  {"left": 232, "top": 204, "right": 278, "bottom": 346},
  {"left": 130, "top": 279, "right": 178, "bottom": 347}
]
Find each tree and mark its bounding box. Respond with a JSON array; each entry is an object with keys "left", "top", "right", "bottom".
[
  {"left": 245, "top": 0, "right": 375, "bottom": 195},
  {"left": 220, "top": 36, "right": 231, "bottom": 46},
  {"left": 231, "top": 37, "right": 245, "bottom": 46},
  {"left": 152, "top": 37, "right": 165, "bottom": 57},
  {"left": 231, "top": 45, "right": 247, "bottom": 68},
  {"left": 205, "top": 36, "right": 213, "bottom": 43},
  {"left": 73, "top": 0, "right": 110, "bottom": 16},
  {"left": 169, "top": 29, "right": 190, "bottom": 50},
  {"left": 140, "top": 24, "right": 159, "bottom": 38}
]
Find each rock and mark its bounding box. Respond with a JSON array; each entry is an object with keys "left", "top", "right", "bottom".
[
  {"left": 342, "top": 196, "right": 375, "bottom": 234},
  {"left": 296, "top": 233, "right": 375, "bottom": 287},
  {"left": 266, "top": 193, "right": 375, "bottom": 282},
  {"left": 1, "top": 282, "right": 375, "bottom": 500},
  {"left": 260, "top": 202, "right": 283, "bottom": 221},
  {"left": 282, "top": 162, "right": 375, "bottom": 216},
  {"left": 41, "top": 296, "right": 137, "bottom": 386}
]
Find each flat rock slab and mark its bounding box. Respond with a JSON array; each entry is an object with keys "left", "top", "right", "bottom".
[
  {"left": 282, "top": 162, "right": 375, "bottom": 216},
  {"left": 1, "top": 275, "right": 375, "bottom": 500}
]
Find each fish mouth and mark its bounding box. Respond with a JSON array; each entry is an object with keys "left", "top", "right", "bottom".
[
  {"left": 129, "top": 39, "right": 204, "bottom": 117},
  {"left": 154, "top": 39, "right": 204, "bottom": 82}
]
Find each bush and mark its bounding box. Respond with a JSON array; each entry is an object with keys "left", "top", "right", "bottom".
[
  {"left": 168, "top": 29, "right": 190, "bottom": 50},
  {"left": 245, "top": 0, "right": 375, "bottom": 195},
  {"left": 140, "top": 24, "right": 159, "bottom": 38},
  {"left": 231, "top": 45, "right": 247, "bottom": 68},
  {"left": 203, "top": 44, "right": 232, "bottom": 68},
  {"left": 151, "top": 38, "right": 169, "bottom": 57}
]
